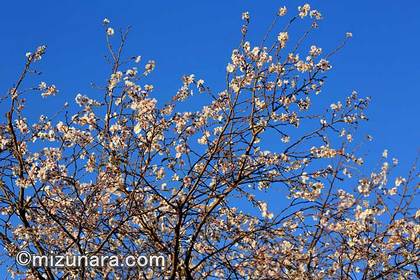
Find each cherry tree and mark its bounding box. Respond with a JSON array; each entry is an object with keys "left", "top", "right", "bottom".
[{"left": 0, "top": 3, "right": 418, "bottom": 279}]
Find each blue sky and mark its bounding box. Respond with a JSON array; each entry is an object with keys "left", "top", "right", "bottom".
[
  {"left": 1, "top": 0, "right": 418, "bottom": 169},
  {"left": 0, "top": 0, "right": 419, "bottom": 276}
]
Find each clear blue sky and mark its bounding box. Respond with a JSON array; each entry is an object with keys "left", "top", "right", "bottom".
[
  {"left": 1, "top": 0, "right": 419, "bottom": 275},
  {"left": 1, "top": 0, "right": 418, "bottom": 167}
]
